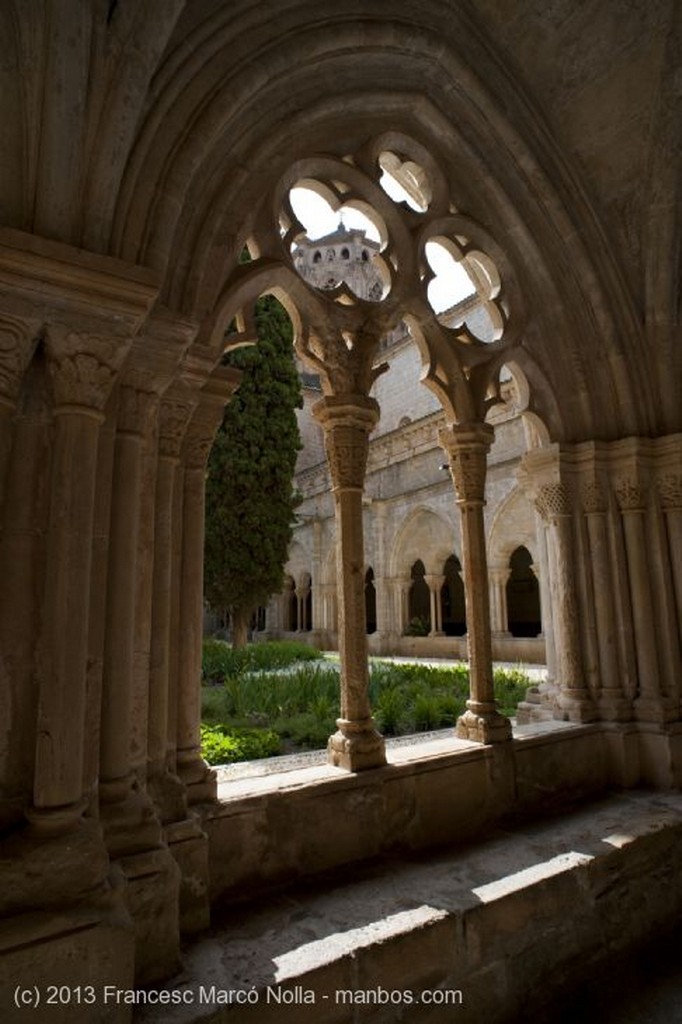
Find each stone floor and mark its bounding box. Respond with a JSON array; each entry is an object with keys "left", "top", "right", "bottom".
[{"left": 135, "top": 790, "right": 682, "bottom": 1023}]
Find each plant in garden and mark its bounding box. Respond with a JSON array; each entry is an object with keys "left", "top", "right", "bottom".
[
  {"left": 204, "top": 295, "right": 302, "bottom": 648},
  {"left": 200, "top": 656, "right": 535, "bottom": 763},
  {"left": 200, "top": 724, "right": 281, "bottom": 765}
]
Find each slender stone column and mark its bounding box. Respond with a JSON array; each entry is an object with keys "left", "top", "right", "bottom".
[
  {"left": 580, "top": 479, "right": 630, "bottom": 720},
  {"left": 535, "top": 483, "right": 596, "bottom": 722},
  {"left": 0, "top": 313, "right": 39, "bottom": 516},
  {"left": 657, "top": 471, "right": 682, "bottom": 640},
  {"left": 147, "top": 391, "right": 196, "bottom": 821},
  {"left": 83, "top": 394, "right": 117, "bottom": 807},
  {"left": 489, "top": 565, "right": 511, "bottom": 636},
  {"left": 99, "top": 379, "right": 162, "bottom": 851},
  {"left": 614, "top": 474, "right": 675, "bottom": 722},
  {"left": 372, "top": 502, "right": 391, "bottom": 639},
  {"left": 424, "top": 574, "right": 445, "bottom": 636},
  {"left": 534, "top": 513, "right": 556, "bottom": 692},
  {"left": 176, "top": 368, "right": 239, "bottom": 802},
  {"left": 311, "top": 520, "right": 324, "bottom": 631},
  {"left": 296, "top": 589, "right": 306, "bottom": 631},
  {"left": 396, "top": 576, "right": 411, "bottom": 634},
  {"left": 313, "top": 394, "right": 386, "bottom": 770},
  {"left": 439, "top": 423, "right": 511, "bottom": 743},
  {"left": 30, "top": 331, "right": 129, "bottom": 834}
]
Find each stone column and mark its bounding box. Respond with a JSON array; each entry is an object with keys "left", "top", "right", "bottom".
[
  {"left": 0, "top": 313, "right": 43, "bottom": 826},
  {"left": 489, "top": 565, "right": 511, "bottom": 636},
  {"left": 396, "top": 575, "right": 411, "bottom": 634},
  {"left": 99, "top": 379, "right": 161, "bottom": 851},
  {"left": 313, "top": 394, "right": 386, "bottom": 770},
  {"left": 295, "top": 588, "right": 306, "bottom": 631},
  {"left": 614, "top": 473, "right": 675, "bottom": 722},
  {"left": 311, "top": 519, "right": 324, "bottom": 631},
  {"left": 176, "top": 368, "right": 240, "bottom": 802},
  {"left": 535, "top": 483, "right": 596, "bottom": 722},
  {"left": 372, "top": 502, "right": 391, "bottom": 640},
  {"left": 0, "top": 313, "right": 39, "bottom": 515},
  {"left": 656, "top": 470, "right": 682, "bottom": 641},
  {"left": 533, "top": 512, "right": 556, "bottom": 692},
  {"left": 580, "top": 478, "right": 630, "bottom": 721},
  {"left": 439, "top": 422, "right": 511, "bottom": 743},
  {"left": 424, "top": 574, "right": 445, "bottom": 636},
  {"left": 147, "top": 389, "right": 196, "bottom": 822},
  {"left": 30, "top": 331, "right": 128, "bottom": 835}
]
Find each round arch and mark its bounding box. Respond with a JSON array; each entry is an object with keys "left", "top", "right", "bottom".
[{"left": 389, "top": 506, "right": 456, "bottom": 578}]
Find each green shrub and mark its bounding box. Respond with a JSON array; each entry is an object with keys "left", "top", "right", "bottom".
[
  {"left": 374, "top": 687, "right": 406, "bottom": 735},
  {"left": 200, "top": 724, "right": 281, "bottom": 765},
  {"left": 403, "top": 616, "right": 430, "bottom": 637},
  {"left": 201, "top": 639, "right": 322, "bottom": 684},
  {"left": 276, "top": 713, "right": 335, "bottom": 750}
]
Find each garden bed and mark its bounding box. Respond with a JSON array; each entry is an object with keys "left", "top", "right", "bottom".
[{"left": 200, "top": 640, "right": 532, "bottom": 765}]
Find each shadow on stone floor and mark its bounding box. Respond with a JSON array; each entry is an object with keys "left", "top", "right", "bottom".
[{"left": 541, "top": 921, "right": 682, "bottom": 1024}]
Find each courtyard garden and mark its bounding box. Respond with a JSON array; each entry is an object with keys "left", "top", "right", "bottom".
[{"left": 200, "top": 639, "right": 532, "bottom": 765}]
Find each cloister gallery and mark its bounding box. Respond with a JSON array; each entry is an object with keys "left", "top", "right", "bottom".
[{"left": 0, "top": 2, "right": 681, "bottom": 1022}]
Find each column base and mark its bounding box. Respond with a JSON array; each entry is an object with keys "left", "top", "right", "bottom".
[
  {"left": 327, "top": 718, "right": 387, "bottom": 771},
  {"left": 177, "top": 750, "right": 218, "bottom": 805},
  {"left": 0, "top": 905, "right": 135, "bottom": 1024},
  {"left": 456, "top": 704, "right": 512, "bottom": 743},
  {"left": 100, "top": 777, "right": 164, "bottom": 859},
  {"left": 24, "top": 797, "right": 89, "bottom": 838},
  {"left": 598, "top": 693, "right": 634, "bottom": 723},
  {"left": 165, "top": 815, "right": 211, "bottom": 934},
  {"left": 117, "top": 845, "right": 181, "bottom": 986},
  {"left": 554, "top": 687, "right": 598, "bottom": 723},
  {"left": 515, "top": 685, "right": 556, "bottom": 725},
  {"left": 147, "top": 766, "right": 188, "bottom": 824},
  {"left": 634, "top": 696, "right": 679, "bottom": 725},
  {"left": 0, "top": 816, "right": 110, "bottom": 917}
]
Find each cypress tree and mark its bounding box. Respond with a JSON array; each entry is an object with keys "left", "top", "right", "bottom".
[{"left": 204, "top": 296, "right": 302, "bottom": 647}]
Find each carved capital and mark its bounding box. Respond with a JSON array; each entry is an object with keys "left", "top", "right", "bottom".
[
  {"left": 0, "top": 313, "right": 40, "bottom": 406},
  {"left": 656, "top": 472, "right": 682, "bottom": 511},
  {"left": 613, "top": 476, "right": 646, "bottom": 512},
  {"left": 183, "top": 433, "right": 215, "bottom": 470},
  {"left": 158, "top": 395, "right": 197, "bottom": 459},
  {"left": 580, "top": 479, "right": 607, "bottom": 514},
  {"left": 438, "top": 422, "right": 493, "bottom": 505},
  {"left": 46, "top": 326, "right": 131, "bottom": 412},
  {"left": 534, "top": 483, "right": 572, "bottom": 521},
  {"left": 117, "top": 383, "right": 157, "bottom": 436},
  {"left": 313, "top": 395, "right": 379, "bottom": 491}
]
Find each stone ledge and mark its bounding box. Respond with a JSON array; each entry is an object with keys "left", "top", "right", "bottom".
[{"left": 134, "top": 791, "right": 682, "bottom": 1024}]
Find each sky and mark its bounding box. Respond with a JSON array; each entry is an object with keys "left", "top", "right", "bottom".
[{"left": 289, "top": 185, "right": 475, "bottom": 313}]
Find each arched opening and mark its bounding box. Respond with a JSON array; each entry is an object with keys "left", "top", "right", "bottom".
[
  {"left": 506, "top": 546, "right": 541, "bottom": 637},
  {"left": 441, "top": 554, "right": 466, "bottom": 636},
  {"left": 365, "top": 567, "right": 377, "bottom": 634},
  {"left": 407, "top": 559, "right": 430, "bottom": 633}
]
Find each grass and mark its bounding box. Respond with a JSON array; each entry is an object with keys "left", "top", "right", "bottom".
[{"left": 200, "top": 640, "right": 533, "bottom": 765}]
